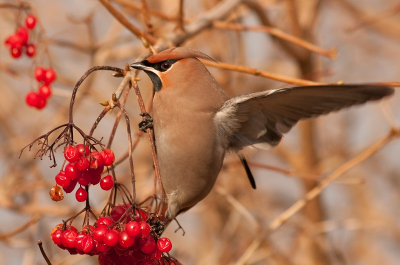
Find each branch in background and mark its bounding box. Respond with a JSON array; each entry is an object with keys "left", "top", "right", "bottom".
[
  {"left": 177, "top": 0, "right": 185, "bottom": 31},
  {"left": 347, "top": 2, "right": 400, "bottom": 32},
  {"left": 158, "top": 0, "right": 242, "bottom": 49},
  {"left": 140, "top": 0, "right": 154, "bottom": 34},
  {"left": 202, "top": 60, "right": 325, "bottom": 86},
  {"left": 235, "top": 128, "right": 400, "bottom": 265},
  {"left": 98, "top": 0, "right": 157, "bottom": 45},
  {"left": 213, "top": 21, "right": 337, "bottom": 59},
  {"left": 0, "top": 214, "right": 39, "bottom": 240}
]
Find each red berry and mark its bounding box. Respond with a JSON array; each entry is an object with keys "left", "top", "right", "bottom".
[
  {"left": 74, "top": 234, "right": 85, "bottom": 250},
  {"left": 51, "top": 229, "right": 63, "bottom": 245},
  {"left": 81, "top": 235, "right": 94, "bottom": 253},
  {"left": 63, "top": 178, "right": 78, "bottom": 193},
  {"left": 93, "top": 226, "right": 107, "bottom": 243},
  {"left": 82, "top": 225, "right": 95, "bottom": 234},
  {"left": 90, "top": 172, "right": 101, "bottom": 185},
  {"left": 119, "top": 231, "right": 135, "bottom": 248},
  {"left": 89, "top": 165, "right": 104, "bottom": 177},
  {"left": 34, "top": 67, "right": 46, "bottom": 82},
  {"left": 75, "top": 187, "right": 87, "bottom": 202},
  {"left": 111, "top": 205, "right": 128, "bottom": 222},
  {"left": 100, "top": 175, "right": 114, "bottom": 191},
  {"left": 89, "top": 151, "right": 104, "bottom": 170},
  {"left": 96, "top": 242, "right": 111, "bottom": 253},
  {"left": 16, "top": 27, "right": 29, "bottom": 44},
  {"left": 134, "top": 208, "right": 148, "bottom": 221},
  {"left": 78, "top": 171, "right": 91, "bottom": 186},
  {"left": 38, "top": 85, "right": 51, "bottom": 99},
  {"left": 139, "top": 221, "right": 151, "bottom": 238},
  {"left": 97, "top": 217, "right": 112, "bottom": 228},
  {"left": 25, "top": 15, "right": 36, "bottom": 29},
  {"left": 44, "top": 68, "right": 56, "bottom": 85},
  {"left": 55, "top": 171, "right": 71, "bottom": 188},
  {"left": 76, "top": 156, "right": 89, "bottom": 171},
  {"left": 139, "top": 236, "right": 156, "bottom": 254},
  {"left": 51, "top": 225, "right": 63, "bottom": 245},
  {"left": 64, "top": 146, "right": 80, "bottom": 163},
  {"left": 103, "top": 230, "right": 119, "bottom": 247},
  {"left": 10, "top": 47, "right": 22, "bottom": 58},
  {"left": 26, "top": 91, "right": 40, "bottom": 107},
  {"left": 26, "top": 43, "right": 36, "bottom": 57},
  {"left": 125, "top": 221, "right": 140, "bottom": 238},
  {"left": 35, "top": 97, "right": 47, "bottom": 109},
  {"left": 5, "top": 34, "right": 23, "bottom": 49},
  {"left": 65, "top": 162, "right": 81, "bottom": 180},
  {"left": 67, "top": 247, "right": 79, "bottom": 255},
  {"left": 62, "top": 230, "right": 77, "bottom": 248},
  {"left": 101, "top": 149, "right": 115, "bottom": 166},
  {"left": 76, "top": 144, "right": 90, "bottom": 156},
  {"left": 151, "top": 248, "right": 162, "bottom": 260},
  {"left": 157, "top": 237, "right": 172, "bottom": 252}
]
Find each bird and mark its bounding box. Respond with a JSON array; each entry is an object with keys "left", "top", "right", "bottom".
[{"left": 130, "top": 47, "right": 394, "bottom": 222}]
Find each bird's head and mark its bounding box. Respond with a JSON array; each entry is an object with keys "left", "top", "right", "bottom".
[{"left": 130, "top": 47, "right": 216, "bottom": 92}]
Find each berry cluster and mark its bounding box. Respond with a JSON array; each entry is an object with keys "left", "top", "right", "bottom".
[
  {"left": 50, "top": 205, "right": 175, "bottom": 264},
  {"left": 25, "top": 66, "right": 56, "bottom": 109},
  {"left": 52, "top": 144, "right": 115, "bottom": 202},
  {"left": 3, "top": 12, "right": 57, "bottom": 110},
  {"left": 4, "top": 14, "right": 36, "bottom": 58}
]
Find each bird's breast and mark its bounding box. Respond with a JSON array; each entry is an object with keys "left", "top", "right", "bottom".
[{"left": 152, "top": 94, "right": 226, "bottom": 210}]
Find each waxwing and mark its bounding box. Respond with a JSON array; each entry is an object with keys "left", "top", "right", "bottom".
[{"left": 130, "top": 47, "right": 394, "bottom": 222}]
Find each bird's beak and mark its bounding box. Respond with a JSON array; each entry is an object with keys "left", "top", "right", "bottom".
[{"left": 130, "top": 62, "right": 146, "bottom": 70}]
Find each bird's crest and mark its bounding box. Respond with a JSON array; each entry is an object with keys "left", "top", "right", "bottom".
[{"left": 147, "top": 47, "right": 217, "bottom": 64}]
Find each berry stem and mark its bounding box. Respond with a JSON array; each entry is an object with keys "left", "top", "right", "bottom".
[
  {"left": 69, "top": 66, "right": 124, "bottom": 124},
  {"left": 85, "top": 185, "right": 90, "bottom": 228},
  {"left": 107, "top": 75, "right": 132, "bottom": 149},
  {"left": 37, "top": 240, "right": 52, "bottom": 265},
  {"left": 114, "top": 100, "right": 137, "bottom": 203},
  {"left": 130, "top": 76, "right": 166, "bottom": 218},
  {"left": 89, "top": 105, "right": 111, "bottom": 137}
]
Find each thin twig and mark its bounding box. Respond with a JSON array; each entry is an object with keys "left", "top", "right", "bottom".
[
  {"left": 177, "top": 0, "right": 185, "bottom": 31},
  {"left": 202, "top": 60, "right": 325, "bottom": 86},
  {"left": 140, "top": 0, "right": 153, "bottom": 34},
  {"left": 213, "top": 21, "right": 337, "bottom": 59},
  {"left": 69, "top": 66, "right": 124, "bottom": 123},
  {"left": 37, "top": 240, "right": 52, "bottom": 265},
  {"left": 98, "top": 0, "right": 157, "bottom": 44},
  {"left": 115, "top": 101, "right": 137, "bottom": 203},
  {"left": 130, "top": 76, "right": 165, "bottom": 217},
  {"left": 0, "top": 214, "right": 40, "bottom": 240}
]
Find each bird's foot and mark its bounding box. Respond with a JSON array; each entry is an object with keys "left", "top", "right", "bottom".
[
  {"left": 150, "top": 219, "right": 166, "bottom": 236},
  {"left": 138, "top": 112, "right": 153, "bottom": 132}
]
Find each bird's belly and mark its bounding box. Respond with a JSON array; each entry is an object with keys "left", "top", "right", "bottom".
[{"left": 155, "top": 125, "right": 225, "bottom": 211}]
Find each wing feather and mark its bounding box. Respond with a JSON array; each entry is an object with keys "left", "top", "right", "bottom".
[{"left": 215, "top": 84, "right": 394, "bottom": 150}]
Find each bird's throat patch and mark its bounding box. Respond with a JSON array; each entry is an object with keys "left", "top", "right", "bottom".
[{"left": 144, "top": 70, "right": 162, "bottom": 92}]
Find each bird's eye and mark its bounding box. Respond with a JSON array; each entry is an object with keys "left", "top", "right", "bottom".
[{"left": 161, "top": 61, "right": 171, "bottom": 71}]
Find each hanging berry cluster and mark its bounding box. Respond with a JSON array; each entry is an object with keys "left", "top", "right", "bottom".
[
  {"left": 25, "top": 66, "right": 56, "bottom": 109},
  {"left": 4, "top": 14, "right": 36, "bottom": 58},
  {"left": 21, "top": 65, "right": 179, "bottom": 264},
  {"left": 51, "top": 145, "right": 115, "bottom": 202},
  {"left": 50, "top": 205, "right": 176, "bottom": 264},
  {"left": 3, "top": 4, "right": 57, "bottom": 111}
]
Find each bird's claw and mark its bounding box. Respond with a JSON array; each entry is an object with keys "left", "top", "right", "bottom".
[
  {"left": 150, "top": 219, "right": 166, "bottom": 236},
  {"left": 139, "top": 112, "right": 153, "bottom": 132}
]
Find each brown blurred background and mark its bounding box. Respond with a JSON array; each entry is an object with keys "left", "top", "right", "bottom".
[{"left": 0, "top": 0, "right": 400, "bottom": 264}]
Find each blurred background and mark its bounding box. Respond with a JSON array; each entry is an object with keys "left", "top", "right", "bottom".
[{"left": 0, "top": 0, "right": 400, "bottom": 264}]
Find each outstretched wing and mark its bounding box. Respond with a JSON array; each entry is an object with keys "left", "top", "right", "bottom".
[{"left": 215, "top": 84, "right": 394, "bottom": 150}]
